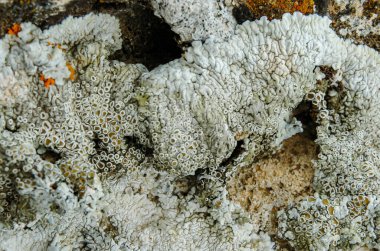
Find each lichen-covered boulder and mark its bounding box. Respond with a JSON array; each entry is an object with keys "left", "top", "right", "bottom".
[{"left": 1, "top": 1, "right": 380, "bottom": 249}]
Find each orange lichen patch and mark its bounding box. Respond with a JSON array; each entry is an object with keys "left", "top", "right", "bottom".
[
  {"left": 39, "top": 74, "right": 56, "bottom": 88},
  {"left": 66, "top": 63, "right": 76, "bottom": 81},
  {"left": 7, "top": 23, "right": 21, "bottom": 36},
  {"left": 228, "top": 133, "right": 317, "bottom": 232},
  {"left": 242, "top": 0, "right": 314, "bottom": 20}
]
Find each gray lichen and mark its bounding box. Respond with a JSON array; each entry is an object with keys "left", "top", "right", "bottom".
[
  {"left": 0, "top": 1, "right": 380, "bottom": 250},
  {"left": 151, "top": 0, "right": 237, "bottom": 42}
]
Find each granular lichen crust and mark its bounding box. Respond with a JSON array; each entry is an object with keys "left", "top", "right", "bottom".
[
  {"left": 0, "top": 12, "right": 275, "bottom": 250},
  {"left": 133, "top": 12, "right": 379, "bottom": 178},
  {"left": 0, "top": 12, "right": 145, "bottom": 223},
  {"left": 133, "top": 11, "right": 380, "bottom": 250}
]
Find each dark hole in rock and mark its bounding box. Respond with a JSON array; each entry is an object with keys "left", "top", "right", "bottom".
[
  {"left": 314, "top": 0, "right": 329, "bottom": 15},
  {"left": 147, "top": 193, "right": 160, "bottom": 204},
  {"left": 232, "top": 4, "right": 257, "bottom": 24},
  {"left": 92, "top": 135, "right": 104, "bottom": 153},
  {"left": 50, "top": 182, "right": 58, "bottom": 190},
  {"left": 174, "top": 168, "right": 207, "bottom": 196},
  {"left": 220, "top": 139, "right": 245, "bottom": 167},
  {"left": 124, "top": 135, "right": 153, "bottom": 157},
  {"left": 39, "top": 148, "right": 61, "bottom": 164},
  {"left": 272, "top": 236, "right": 296, "bottom": 251},
  {"left": 292, "top": 101, "right": 318, "bottom": 140}
]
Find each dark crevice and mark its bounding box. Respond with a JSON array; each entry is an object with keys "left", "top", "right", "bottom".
[
  {"left": 232, "top": 4, "right": 257, "bottom": 24},
  {"left": 124, "top": 136, "right": 153, "bottom": 157},
  {"left": 220, "top": 140, "right": 245, "bottom": 167},
  {"left": 174, "top": 168, "right": 206, "bottom": 196},
  {"left": 314, "top": 0, "right": 329, "bottom": 15},
  {"left": 272, "top": 236, "right": 296, "bottom": 251},
  {"left": 292, "top": 101, "right": 318, "bottom": 140},
  {"left": 39, "top": 148, "right": 61, "bottom": 164},
  {"left": 65, "top": 0, "right": 183, "bottom": 70},
  {"left": 93, "top": 135, "right": 103, "bottom": 151}
]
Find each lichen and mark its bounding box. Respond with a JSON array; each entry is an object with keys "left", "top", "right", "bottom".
[
  {"left": 0, "top": 2, "right": 380, "bottom": 250},
  {"left": 0, "top": 11, "right": 273, "bottom": 250},
  {"left": 150, "top": 0, "right": 237, "bottom": 42},
  {"left": 242, "top": 0, "right": 314, "bottom": 20}
]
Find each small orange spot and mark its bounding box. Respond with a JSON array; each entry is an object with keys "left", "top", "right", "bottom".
[
  {"left": 66, "top": 63, "right": 76, "bottom": 81},
  {"left": 7, "top": 23, "right": 21, "bottom": 36},
  {"left": 44, "top": 78, "right": 55, "bottom": 88},
  {"left": 39, "top": 73, "right": 56, "bottom": 88}
]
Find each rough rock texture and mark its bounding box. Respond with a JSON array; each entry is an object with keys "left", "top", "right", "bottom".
[
  {"left": 329, "top": 0, "right": 380, "bottom": 51},
  {"left": 228, "top": 133, "right": 316, "bottom": 233}
]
